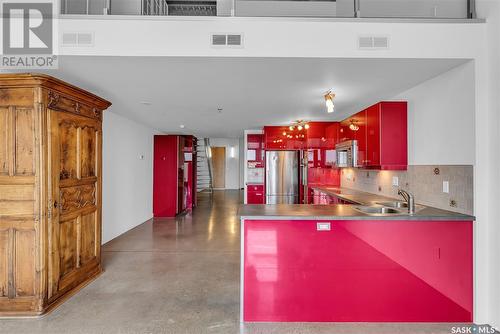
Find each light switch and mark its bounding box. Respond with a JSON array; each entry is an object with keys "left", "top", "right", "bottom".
[
  {"left": 392, "top": 176, "right": 399, "bottom": 187},
  {"left": 443, "top": 181, "right": 449, "bottom": 193},
  {"left": 139, "top": 154, "right": 144, "bottom": 160}
]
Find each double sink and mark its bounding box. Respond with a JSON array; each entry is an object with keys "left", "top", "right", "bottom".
[{"left": 353, "top": 201, "right": 425, "bottom": 216}]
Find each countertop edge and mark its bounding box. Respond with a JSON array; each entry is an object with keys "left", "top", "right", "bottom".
[{"left": 239, "top": 215, "right": 474, "bottom": 221}]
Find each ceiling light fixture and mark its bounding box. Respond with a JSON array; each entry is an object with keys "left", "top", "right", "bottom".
[
  {"left": 286, "top": 120, "right": 309, "bottom": 135},
  {"left": 324, "top": 91, "right": 335, "bottom": 113},
  {"left": 349, "top": 120, "right": 359, "bottom": 131}
]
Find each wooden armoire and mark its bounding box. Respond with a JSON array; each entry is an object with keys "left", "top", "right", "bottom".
[{"left": 0, "top": 74, "right": 111, "bottom": 316}]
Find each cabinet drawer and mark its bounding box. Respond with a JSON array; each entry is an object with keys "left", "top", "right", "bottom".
[
  {"left": 247, "top": 184, "right": 264, "bottom": 192},
  {"left": 247, "top": 190, "right": 264, "bottom": 204}
]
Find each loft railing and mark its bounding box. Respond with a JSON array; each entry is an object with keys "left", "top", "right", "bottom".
[
  {"left": 60, "top": 0, "right": 477, "bottom": 19},
  {"left": 142, "top": 0, "right": 168, "bottom": 15}
]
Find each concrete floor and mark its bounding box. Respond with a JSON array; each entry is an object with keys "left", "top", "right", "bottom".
[{"left": 0, "top": 190, "right": 477, "bottom": 334}]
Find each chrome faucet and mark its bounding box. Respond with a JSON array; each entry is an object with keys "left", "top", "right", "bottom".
[{"left": 398, "top": 189, "right": 416, "bottom": 215}]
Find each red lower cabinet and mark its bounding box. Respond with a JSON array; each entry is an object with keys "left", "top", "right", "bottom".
[
  {"left": 243, "top": 219, "right": 473, "bottom": 322},
  {"left": 247, "top": 184, "right": 264, "bottom": 204}
]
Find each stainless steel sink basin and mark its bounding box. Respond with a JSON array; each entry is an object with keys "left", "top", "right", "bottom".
[
  {"left": 376, "top": 201, "right": 425, "bottom": 212},
  {"left": 353, "top": 206, "right": 404, "bottom": 215},
  {"left": 376, "top": 201, "right": 408, "bottom": 209}
]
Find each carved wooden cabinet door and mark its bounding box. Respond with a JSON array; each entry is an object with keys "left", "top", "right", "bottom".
[
  {"left": 48, "top": 110, "right": 101, "bottom": 299},
  {"left": 0, "top": 96, "right": 39, "bottom": 313}
]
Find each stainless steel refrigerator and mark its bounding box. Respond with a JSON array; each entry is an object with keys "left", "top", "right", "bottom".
[{"left": 265, "top": 151, "right": 300, "bottom": 204}]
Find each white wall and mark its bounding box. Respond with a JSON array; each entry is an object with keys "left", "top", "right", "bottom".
[
  {"left": 392, "top": 61, "right": 475, "bottom": 165},
  {"left": 208, "top": 138, "right": 241, "bottom": 189},
  {"left": 477, "top": 0, "right": 500, "bottom": 328},
  {"left": 59, "top": 17, "right": 485, "bottom": 59},
  {"left": 102, "top": 111, "right": 159, "bottom": 244},
  {"left": 239, "top": 136, "right": 245, "bottom": 189}
]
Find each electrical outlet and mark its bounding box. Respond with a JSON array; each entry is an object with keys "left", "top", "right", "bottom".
[
  {"left": 392, "top": 176, "right": 399, "bottom": 187},
  {"left": 443, "top": 181, "right": 449, "bottom": 193},
  {"left": 450, "top": 199, "right": 457, "bottom": 208}
]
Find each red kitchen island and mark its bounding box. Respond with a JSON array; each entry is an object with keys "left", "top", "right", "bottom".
[{"left": 238, "top": 203, "right": 474, "bottom": 323}]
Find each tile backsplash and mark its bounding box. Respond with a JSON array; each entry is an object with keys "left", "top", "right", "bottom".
[{"left": 340, "top": 165, "right": 473, "bottom": 215}]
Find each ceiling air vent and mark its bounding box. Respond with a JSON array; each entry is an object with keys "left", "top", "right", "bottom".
[
  {"left": 212, "top": 34, "right": 227, "bottom": 46},
  {"left": 62, "top": 32, "right": 94, "bottom": 46},
  {"left": 358, "top": 36, "right": 389, "bottom": 50},
  {"left": 211, "top": 34, "right": 243, "bottom": 47},
  {"left": 227, "top": 34, "right": 241, "bottom": 46}
]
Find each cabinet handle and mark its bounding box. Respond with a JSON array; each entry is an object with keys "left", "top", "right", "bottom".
[{"left": 316, "top": 222, "right": 331, "bottom": 231}]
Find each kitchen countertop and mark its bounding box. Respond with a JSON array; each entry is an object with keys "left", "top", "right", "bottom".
[{"left": 238, "top": 187, "right": 475, "bottom": 221}]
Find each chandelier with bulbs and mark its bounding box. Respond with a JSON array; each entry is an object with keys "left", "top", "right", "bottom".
[
  {"left": 349, "top": 120, "right": 359, "bottom": 131},
  {"left": 281, "top": 120, "right": 309, "bottom": 139}
]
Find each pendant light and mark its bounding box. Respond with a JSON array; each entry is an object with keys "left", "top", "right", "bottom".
[{"left": 324, "top": 91, "right": 335, "bottom": 113}]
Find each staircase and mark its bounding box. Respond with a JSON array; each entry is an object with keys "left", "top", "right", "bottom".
[{"left": 196, "top": 138, "right": 213, "bottom": 193}]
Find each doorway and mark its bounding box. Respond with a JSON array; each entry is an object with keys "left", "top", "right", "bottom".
[{"left": 211, "top": 147, "right": 226, "bottom": 189}]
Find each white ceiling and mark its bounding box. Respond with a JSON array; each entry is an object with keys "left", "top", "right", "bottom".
[{"left": 39, "top": 56, "right": 467, "bottom": 138}]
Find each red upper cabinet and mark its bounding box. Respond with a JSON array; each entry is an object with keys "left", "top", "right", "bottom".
[
  {"left": 306, "top": 122, "right": 327, "bottom": 149},
  {"left": 337, "top": 101, "right": 407, "bottom": 170},
  {"left": 365, "top": 101, "right": 407, "bottom": 170},
  {"left": 247, "top": 134, "right": 264, "bottom": 167},
  {"left": 264, "top": 126, "right": 306, "bottom": 150},
  {"left": 340, "top": 110, "right": 367, "bottom": 167},
  {"left": 366, "top": 104, "right": 381, "bottom": 167},
  {"left": 325, "top": 122, "right": 340, "bottom": 146}
]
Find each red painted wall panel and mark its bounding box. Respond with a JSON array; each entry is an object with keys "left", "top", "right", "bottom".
[{"left": 243, "top": 219, "right": 473, "bottom": 322}]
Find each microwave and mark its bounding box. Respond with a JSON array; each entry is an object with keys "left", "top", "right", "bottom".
[{"left": 335, "top": 140, "right": 358, "bottom": 168}]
